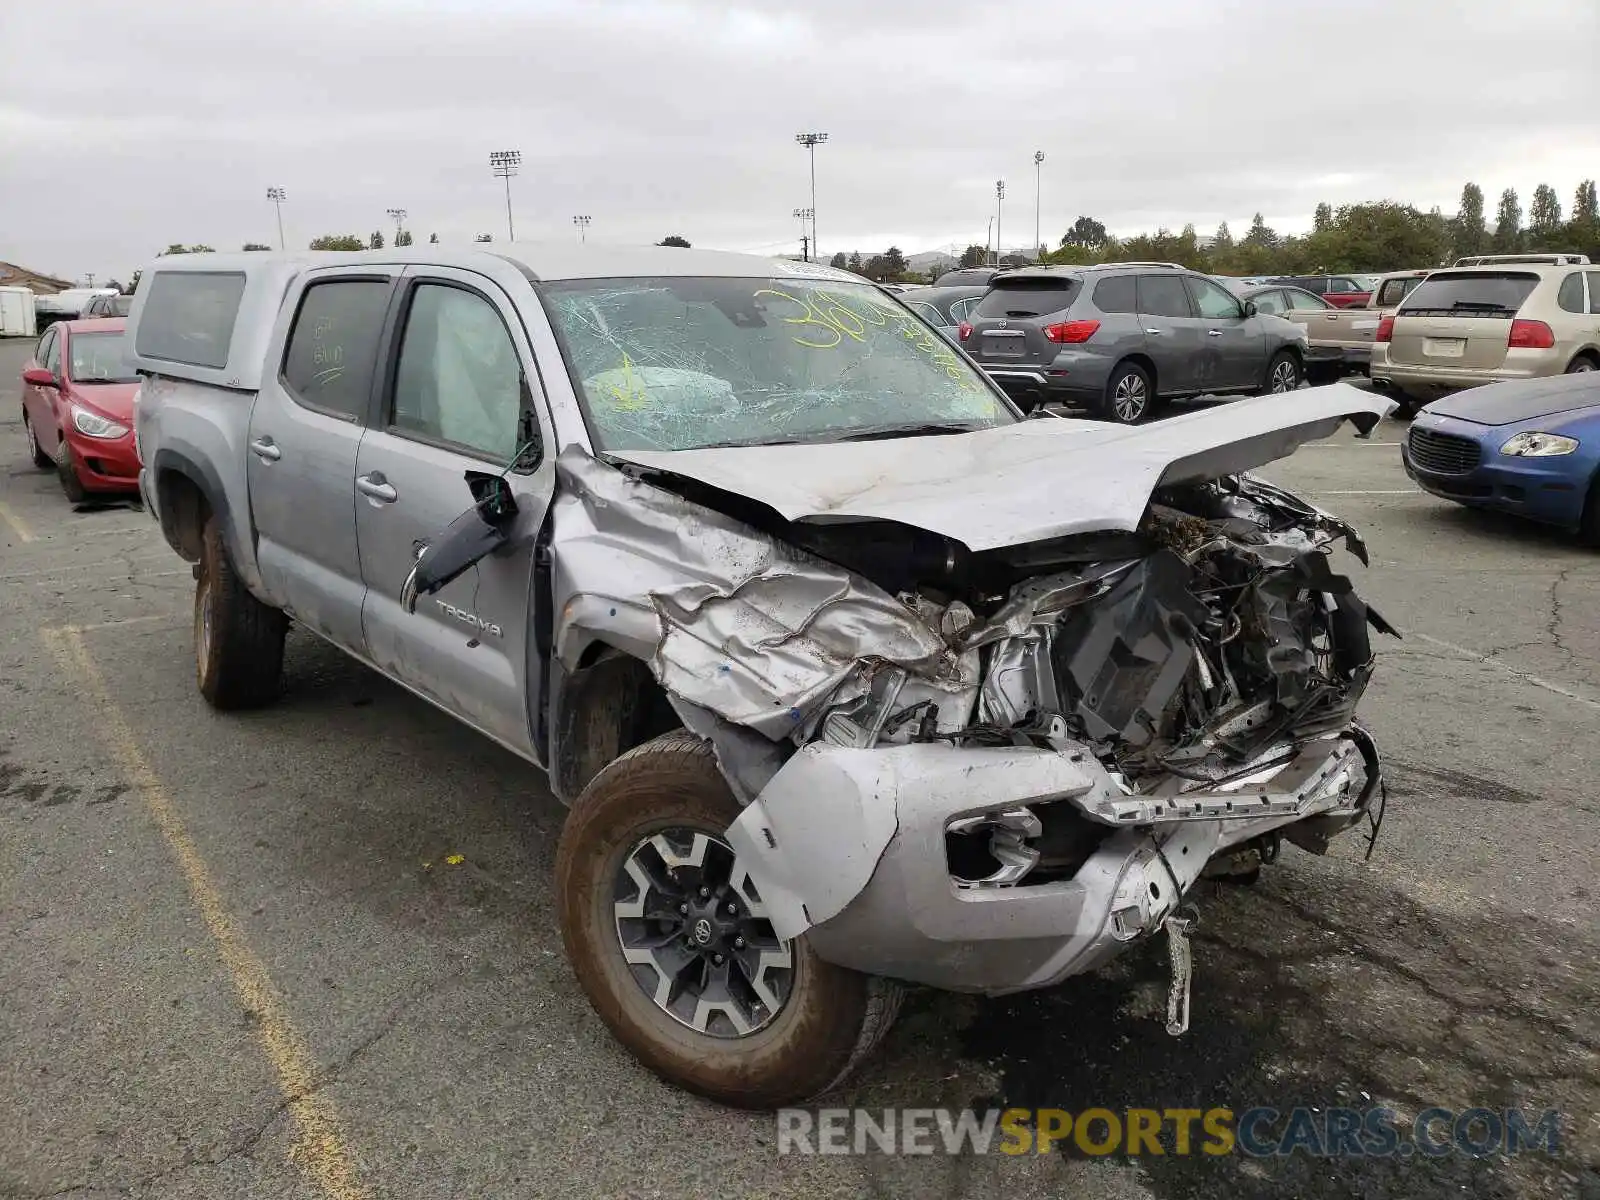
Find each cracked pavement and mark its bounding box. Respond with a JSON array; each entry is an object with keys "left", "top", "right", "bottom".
[{"left": 2, "top": 337, "right": 1597, "bottom": 1199}]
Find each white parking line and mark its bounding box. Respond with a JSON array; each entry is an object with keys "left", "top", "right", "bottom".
[
  {"left": 1414, "top": 632, "right": 1600, "bottom": 712},
  {"left": 1303, "top": 442, "right": 1403, "bottom": 448}
]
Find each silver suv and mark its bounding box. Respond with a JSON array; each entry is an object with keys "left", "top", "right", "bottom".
[{"left": 961, "top": 264, "right": 1310, "bottom": 422}]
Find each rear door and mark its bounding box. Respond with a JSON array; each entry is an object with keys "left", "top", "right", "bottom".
[
  {"left": 353, "top": 266, "right": 556, "bottom": 757},
  {"left": 967, "top": 276, "right": 1081, "bottom": 367},
  {"left": 1387, "top": 271, "right": 1540, "bottom": 370},
  {"left": 23, "top": 326, "right": 62, "bottom": 456},
  {"left": 1186, "top": 274, "right": 1264, "bottom": 389},
  {"left": 247, "top": 269, "right": 396, "bottom": 650},
  {"left": 1135, "top": 273, "right": 1201, "bottom": 393}
]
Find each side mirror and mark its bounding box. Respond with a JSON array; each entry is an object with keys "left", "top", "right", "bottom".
[
  {"left": 1242, "top": 301, "right": 1258, "bottom": 317},
  {"left": 23, "top": 367, "right": 59, "bottom": 388},
  {"left": 399, "top": 471, "right": 521, "bottom": 614}
]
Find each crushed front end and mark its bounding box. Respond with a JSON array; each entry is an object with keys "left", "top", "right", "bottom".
[{"left": 554, "top": 439, "right": 1395, "bottom": 1023}]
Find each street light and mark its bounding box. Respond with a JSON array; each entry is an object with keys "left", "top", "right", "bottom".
[
  {"left": 573, "top": 215, "right": 591, "bottom": 243},
  {"left": 386, "top": 207, "right": 407, "bottom": 246},
  {"left": 266, "top": 187, "right": 287, "bottom": 251},
  {"left": 995, "top": 180, "right": 1006, "bottom": 267},
  {"left": 795, "top": 132, "right": 828, "bottom": 260},
  {"left": 792, "top": 207, "right": 814, "bottom": 261},
  {"left": 1033, "top": 151, "right": 1045, "bottom": 258},
  {"left": 489, "top": 150, "right": 521, "bottom": 242}
]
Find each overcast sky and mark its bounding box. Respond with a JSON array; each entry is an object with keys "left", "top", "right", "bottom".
[{"left": 3, "top": 0, "right": 1597, "bottom": 283}]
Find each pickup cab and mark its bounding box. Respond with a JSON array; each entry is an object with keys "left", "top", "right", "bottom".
[{"left": 127, "top": 248, "right": 1395, "bottom": 1109}]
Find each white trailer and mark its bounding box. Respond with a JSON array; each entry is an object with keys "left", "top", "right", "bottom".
[{"left": 0, "top": 286, "right": 38, "bottom": 338}]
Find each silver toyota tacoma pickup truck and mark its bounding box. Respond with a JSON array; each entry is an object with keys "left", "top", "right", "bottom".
[{"left": 127, "top": 246, "right": 1396, "bottom": 1109}]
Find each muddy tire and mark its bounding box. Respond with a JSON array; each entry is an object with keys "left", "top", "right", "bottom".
[
  {"left": 55, "top": 440, "right": 88, "bottom": 503},
  {"left": 556, "top": 730, "right": 901, "bottom": 1109},
  {"left": 195, "top": 515, "right": 287, "bottom": 710},
  {"left": 23, "top": 410, "right": 52, "bottom": 469}
]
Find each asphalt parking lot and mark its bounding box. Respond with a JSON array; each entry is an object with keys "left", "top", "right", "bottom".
[{"left": 2, "top": 335, "right": 1597, "bottom": 1200}]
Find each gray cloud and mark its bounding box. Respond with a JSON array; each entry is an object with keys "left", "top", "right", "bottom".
[{"left": 2, "top": 0, "right": 1596, "bottom": 281}]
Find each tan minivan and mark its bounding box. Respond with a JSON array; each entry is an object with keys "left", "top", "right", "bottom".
[{"left": 1370, "top": 260, "right": 1600, "bottom": 415}]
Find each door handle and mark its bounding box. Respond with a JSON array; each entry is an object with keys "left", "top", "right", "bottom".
[
  {"left": 1207, "top": 330, "right": 1223, "bottom": 337},
  {"left": 1144, "top": 328, "right": 1163, "bottom": 335},
  {"left": 249, "top": 437, "right": 281, "bottom": 462},
  {"left": 357, "top": 472, "right": 397, "bottom": 503}
]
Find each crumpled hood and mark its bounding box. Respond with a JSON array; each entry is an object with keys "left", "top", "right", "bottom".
[
  {"left": 1422, "top": 373, "right": 1600, "bottom": 427},
  {"left": 610, "top": 384, "right": 1393, "bottom": 551}
]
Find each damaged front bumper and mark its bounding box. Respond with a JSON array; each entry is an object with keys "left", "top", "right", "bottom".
[{"left": 724, "top": 729, "right": 1377, "bottom": 995}]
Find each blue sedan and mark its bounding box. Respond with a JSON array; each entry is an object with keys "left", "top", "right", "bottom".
[{"left": 1401, "top": 372, "right": 1600, "bottom": 541}]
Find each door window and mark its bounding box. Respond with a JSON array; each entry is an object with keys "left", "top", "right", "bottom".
[
  {"left": 390, "top": 283, "right": 521, "bottom": 462},
  {"left": 34, "top": 326, "right": 57, "bottom": 370},
  {"left": 1326, "top": 277, "right": 1360, "bottom": 294},
  {"left": 1092, "top": 275, "right": 1137, "bottom": 314},
  {"left": 1288, "top": 289, "right": 1331, "bottom": 311},
  {"left": 281, "top": 279, "right": 392, "bottom": 420},
  {"left": 905, "top": 300, "right": 943, "bottom": 324},
  {"left": 1188, "top": 276, "right": 1244, "bottom": 319},
  {"left": 1587, "top": 272, "right": 1600, "bottom": 315},
  {"left": 1250, "top": 290, "right": 1289, "bottom": 315},
  {"left": 44, "top": 328, "right": 63, "bottom": 373},
  {"left": 948, "top": 296, "right": 981, "bottom": 322},
  {"left": 1136, "top": 275, "right": 1193, "bottom": 318}
]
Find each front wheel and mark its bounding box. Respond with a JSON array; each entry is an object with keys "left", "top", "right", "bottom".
[
  {"left": 1100, "top": 361, "right": 1155, "bottom": 424},
  {"left": 55, "top": 441, "right": 87, "bottom": 503},
  {"left": 1261, "top": 352, "right": 1303, "bottom": 395},
  {"left": 556, "top": 731, "right": 901, "bottom": 1109}
]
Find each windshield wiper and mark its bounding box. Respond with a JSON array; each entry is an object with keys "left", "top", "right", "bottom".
[{"left": 828, "top": 421, "right": 991, "bottom": 443}]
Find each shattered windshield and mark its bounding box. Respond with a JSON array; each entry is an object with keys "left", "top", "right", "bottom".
[{"left": 538, "top": 275, "right": 1014, "bottom": 451}]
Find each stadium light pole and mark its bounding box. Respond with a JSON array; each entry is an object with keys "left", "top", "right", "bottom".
[
  {"left": 795, "top": 132, "right": 828, "bottom": 260},
  {"left": 792, "top": 207, "right": 814, "bottom": 261},
  {"left": 573, "top": 215, "right": 591, "bottom": 243},
  {"left": 1033, "top": 151, "right": 1045, "bottom": 258},
  {"left": 995, "top": 180, "right": 1006, "bottom": 267},
  {"left": 489, "top": 150, "right": 521, "bottom": 241},
  {"left": 266, "top": 187, "right": 287, "bottom": 250},
  {"left": 386, "top": 207, "right": 407, "bottom": 246}
]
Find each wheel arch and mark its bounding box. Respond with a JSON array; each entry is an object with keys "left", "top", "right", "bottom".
[
  {"left": 550, "top": 641, "right": 683, "bottom": 804},
  {"left": 151, "top": 447, "right": 228, "bottom": 563}
]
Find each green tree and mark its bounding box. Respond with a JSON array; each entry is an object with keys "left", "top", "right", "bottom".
[
  {"left": 1061, "top": 215, "right": 1107, "bottom": 250},
  {"left": 1313, "top": 203, "right": 1333, "bottom": 233},
  {"left": 829, "top": 252, "right": 848, "bottom": 269},
  {"left": 242, "top": 242, "right": 273, "bottom": 251},
  {"left": 160, "top": 243, "right": 215, "bottom": 255},
  {"left": 309, "top": 234, "right": 365, "bottom": 250},
  {"left": 368, "top": 230, "right": 385, "bottom": 250},
  {"left": 1528, "top": 184, "right": 1563, "bottom": 247},
  {"left": 847, "top": 251, "right": 864, "bottom": 273},
  {"left": 1453, "top": 182, "right": 1487, "bottom": 258},
  {"left": 1568, "top": 180, "right": 1599, "bottom": 259},
  {"left": 395, "top": 230, "right": 414, "bottom": 247},
  {"left": 658, "top": 235, "right": 690, "bottom": 248},
  {"left": 1492, "top": 188, "right": 1522, "bottom": 253},
  {"left": 958, "top": 244, "right": 987, "bottom": 268},
  {"left": 428, "top": 232, "right": 440, "bottom": 244},
  {"left": 1242, "top": 212, "right": 1278, "bottom": 249}
]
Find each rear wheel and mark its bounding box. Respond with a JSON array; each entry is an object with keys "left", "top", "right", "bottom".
[
  {"left": 195, "top": 515, "right": 288, "bottom": 709},
  {"left": 55, "top": 440, "right": 88, "bottom": 503},
  {"left": 1567, "top": 354, "right": 1597, "bottom": 374},
  {"left": 556, "top": 731, "right": 901, "bottom": 1109},
  {"left": 1261, "top": 352, "right": 1303, "bottom": 395},
  {"left": 22, "top": 410, "right": 52, "bottom": 469},
  {"left": 1100, "top": 361, "right": 1155, "bottom": 424}
]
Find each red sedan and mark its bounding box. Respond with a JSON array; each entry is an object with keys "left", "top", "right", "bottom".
[{"left": 20, "top": 318, "right": 142, "bottom": 502}]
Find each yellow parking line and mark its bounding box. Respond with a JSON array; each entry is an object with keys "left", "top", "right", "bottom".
[
  {"left": 42, "top": 625, "right": 369, "bottom": 1200},
  {"left": 0, "top": 501, "right": 35, "bottom": 543}
]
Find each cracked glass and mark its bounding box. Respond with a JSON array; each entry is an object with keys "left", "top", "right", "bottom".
[{"left": 538, "top": 276, "right": 1014, "bottom": 451}]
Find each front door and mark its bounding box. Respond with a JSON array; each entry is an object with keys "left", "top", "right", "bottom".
[
  {"left": 23, "top": 326, "right": 64, "bottom": 458},
  {"left": 354, "top": 268, "right": 556, "bottom": 757},
  {"left": 1135, "top": 273, "right": 1201, "bottom": 394},
  {"left": 246, "top": 271, "right": 396, "bottom": 650},
  {"left": 1187, "top": 274, "right": 1266, "bottom": 389}
]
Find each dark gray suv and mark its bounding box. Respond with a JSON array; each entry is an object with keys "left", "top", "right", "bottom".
[{"left": 961, "top": 264, "right": 1310, "bottom": 422}]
